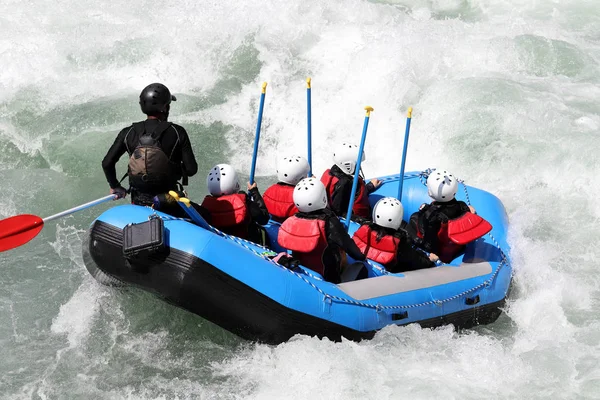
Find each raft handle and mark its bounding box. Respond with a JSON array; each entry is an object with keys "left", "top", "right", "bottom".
[
  {"left": 466, "top": 295, "right": 480, "bottom": 306},
  {"left": 391, "top": 311, "right": 408, "bottom": 321}
]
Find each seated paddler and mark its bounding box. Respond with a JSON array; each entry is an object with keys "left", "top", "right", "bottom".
[
  {"left": 408, "top": 170, "right": 492, "bottom": 263},
  {"left": 263, "top": 155, "right": 310, "bottom": 223},
  {"left": 277, "top": 177, "right": 366, "bottom": 283},
  {"left": 200, "top": 163, "right": 269, "bottom": 244},
  {"left": 353, "top": 197, "right": 438, "bottom": 273}
]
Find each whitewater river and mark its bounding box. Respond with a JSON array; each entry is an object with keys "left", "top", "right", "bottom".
[{"left": 1, "top": 0, "right": 599, "bottom": 398}]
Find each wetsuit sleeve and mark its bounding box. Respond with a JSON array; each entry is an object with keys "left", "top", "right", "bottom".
[
  {"left": 365, "top": 180, "right": 375, "bottom": 194},
  {"left": 327, "top": 217, "right": 366, "bottom": 261},
  {"left": 177, "top": 127, "right": 198, "bottom": 177},
  {"left": 101, "top": 128, "right": 129, "bottom": 189},
  {"left": 395, "top": 233, "right": 435, "bottom": 271},
  {"left": 246, "top": 188, "right": 270, "bottom": 225},
  {"left": 330, "top": 179, "right": 352, "bottom": 216},
  {"left": 458, "top": 201, "right": 471, "bottom": 213}
]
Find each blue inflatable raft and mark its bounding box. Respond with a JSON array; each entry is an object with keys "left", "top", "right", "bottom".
[{"left": 83, "top": 171, "right": 512, "bottom": 344}]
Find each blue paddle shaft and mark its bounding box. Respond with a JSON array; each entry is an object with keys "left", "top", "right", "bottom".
[
  {"left": 397, "top": 108, "right": 413, "bottom": 201},
  {"left": 345, "top": 108, "right": 373, "bottom": 230},
  {"left": 307, "top": 82, "right": 312, "bottom": 175},
  {"left": 176, "top": 202, "right": 212, "bottom": 230},
  {"left": 249, "top": 84, "right": 267, "bottom": 184}
]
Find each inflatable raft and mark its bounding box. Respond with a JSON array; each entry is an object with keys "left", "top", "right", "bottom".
[{"left": 83, "top": 171, "right": 512, "bottom": 344}]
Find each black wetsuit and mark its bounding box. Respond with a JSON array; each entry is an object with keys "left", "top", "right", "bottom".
[
  {"left": 327, "top": 165, "right": 376, "bottom": 219},
  {"left": 295, "top": 208, "right": 366, "bottom": 283},
  {"left": 408, "top": 199, "right": 471, "bottom": 253},
  {"left": 101, "top": 119, "right": 207, "bottom": 220},
  {"left": 242, "top": 187, "right": 270, "bottom": 245}
]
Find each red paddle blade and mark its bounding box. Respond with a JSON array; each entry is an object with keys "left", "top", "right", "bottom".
[{"left": 0, "top": 214, "right": 45, "bottom": 252}]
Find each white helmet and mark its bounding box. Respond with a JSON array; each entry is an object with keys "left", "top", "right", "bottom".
[
  {"left": 372, "top": 197, "right": 404, "bottom": 230},
  {"left": 333, "top": 142, "right": 365, "bottom": 175},
  {"left": 277, "top": 155, "right": 310, "bottom": 185},
  {"left": 207, "top": 163, "right": 240, "bottom": 196},
  {"left": 293, "top": 177, "right": 328, "bottom": 213},
  {"left": 427, "top": 170, "right": 458, "bottom": 202}
]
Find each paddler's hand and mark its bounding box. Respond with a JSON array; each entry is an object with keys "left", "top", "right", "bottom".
[
  {"left": 429, "top": 253, "right": 439, "bottom": 263},
  {"left": 370, "top": 178, "right": 382, "bottom": 188},
  {"left": 110, "top": 186, "right": 127, "bottom": 199},
  {"left": 469, "top": 205, "right": 476, "bottom": 214},
  {"left": 247, "top": 182, "right": 258, "bottom": 191}
]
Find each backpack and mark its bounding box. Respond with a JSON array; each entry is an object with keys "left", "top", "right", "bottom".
[{"left": 127, "top": 121, "right": 177, "bottom": 193}]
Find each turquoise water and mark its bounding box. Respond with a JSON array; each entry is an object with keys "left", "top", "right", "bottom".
[{"left": 1, "top": 0, "right": 599, "bottom": 398}]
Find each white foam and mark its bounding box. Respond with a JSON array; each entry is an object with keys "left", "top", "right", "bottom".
[{"left": 2, "top": 0, "right": 600, "bottom": 398}]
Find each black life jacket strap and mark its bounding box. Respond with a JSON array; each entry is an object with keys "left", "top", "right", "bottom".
[
  {"left": 118, "top": 172, "right": 128, "bottom": 185},
  {"left": 181, "top": 166, "right": 188, "bottom": 186}
]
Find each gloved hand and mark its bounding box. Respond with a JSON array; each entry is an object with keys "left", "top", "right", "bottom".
[
  {"left": 370, "top": 178, "right": 382, "bottom": 188},
  {"left": 110, "top": 186, "right": 127, "bottom": 199}
]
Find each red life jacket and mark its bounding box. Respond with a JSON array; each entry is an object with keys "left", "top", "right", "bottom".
[
  {"left": 320, "top": 169, "right": 371, "bottom": 218},
  {"left": 447, "top": 212, "right": 492, "bottom": 245},
  {"left": 416, "top": 209, "right": 492, "bottom": 263},
  {"left": 201, "top": 193, "right": 249, "bottom": 238},
  {"left": 263, "top": 183, "right": 298, "bottom": 223},
  {"left": 277, "top": 216, "right": 328, "bottom": 276},
  {"left": 352, "top": 225, "right": 400, "bottom": 267},
  {"left": 435, "top": 222, "right": 465, "bottom": 264}
]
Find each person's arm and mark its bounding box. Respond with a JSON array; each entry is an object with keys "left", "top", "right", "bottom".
[
  {"left": 396, "top": 234, "right": 435, "bottom": 271},
  {"left": 178, "top": 127, "right": 198, "bottom": 177},
  {"left": 420, "top": 216, "right": 442, "bottom": 253},
  {"left": 330, "top": 179, "right": 351, "bottom": 216},
  {"left": 327, "top": 216, "right": 366, "bottom": 261},
  {"left": 101, "top": 128, "right": 129, "bottom": 189},
  {"left": 458, "top": 201, "right": 474, "bottom": 214},
  {"left": 366, "top": 178, "right": 382, "bottom": 194},
  {"left": 246, "top": 184, "right": 270, "bottom": 225}
]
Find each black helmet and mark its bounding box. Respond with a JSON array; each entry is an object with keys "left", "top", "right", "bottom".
[{"left": 139, "top": 83, "right": 177, "bottom": 116}]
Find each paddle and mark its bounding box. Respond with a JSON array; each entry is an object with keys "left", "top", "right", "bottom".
[
  {"left": 168, "top": 191, "right": 212, "bottom": 230},
  {"left": 397, "top": 107, "right": 413, "bottom": 201},
  {"left": 0, "top": 194, "right": 118, "bottom": 252},
  {"left": 345, "top": 106, "right": 374, "bottom": 230},
  {"left": 249, "top": 82, "right": 268, "bottom": 184},
  {"left": 306, "top": 77, "right": 313, "bottom": 176}
]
